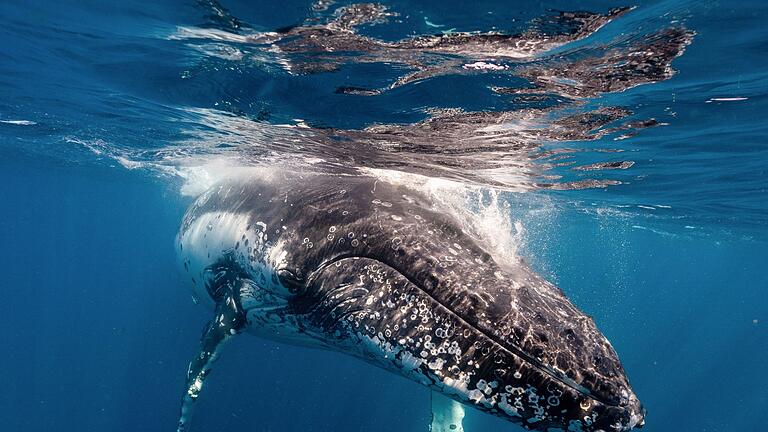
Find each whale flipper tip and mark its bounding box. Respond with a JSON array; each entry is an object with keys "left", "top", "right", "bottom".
[{"left": 430, "top": 391, "right": 466, "bottom": 432}]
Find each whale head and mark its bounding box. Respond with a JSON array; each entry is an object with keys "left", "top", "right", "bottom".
[{"left": 177, "top": 170, "right": 645, "bottom": 432}]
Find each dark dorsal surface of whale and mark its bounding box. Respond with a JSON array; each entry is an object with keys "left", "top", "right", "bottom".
[{"left": 177, "top": 170, "right": 644, "bottom": 431}]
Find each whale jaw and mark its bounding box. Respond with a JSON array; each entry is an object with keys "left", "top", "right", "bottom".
[{"left": 291, "top": 256, "right": 645, "bottom": 432}]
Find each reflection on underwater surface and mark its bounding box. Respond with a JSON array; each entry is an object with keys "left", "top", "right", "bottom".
[
  {"left": 2, "top": 0, "right": 766, "bottom": 233},
  {"left": 0, "top": 0, "right": 766, "bottom": 431}
]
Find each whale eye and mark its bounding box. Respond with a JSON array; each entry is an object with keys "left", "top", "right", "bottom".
[{"left": 277, "top": 268, "right": 305, "bottom": 295}]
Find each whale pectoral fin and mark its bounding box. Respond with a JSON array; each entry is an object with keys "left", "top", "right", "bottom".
[
  {"left": 177, "top": 290, "right": 246, "bottom": 432},
  {"left": 430, "top": 391, "right": 465, "bottom": 432}
]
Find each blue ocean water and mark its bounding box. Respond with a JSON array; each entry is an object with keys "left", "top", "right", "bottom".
[{"left": 0, "top": 1, "right": 766, "bottom": 431}]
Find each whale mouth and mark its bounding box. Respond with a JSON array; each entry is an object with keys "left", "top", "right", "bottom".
[
  {"left": 300, "top": 254, "right": 644, "bottom": 430},
  {"left": 308, "top": 254, "right": 612, "bottom": 403},
  {"left": 305, "top": 254, "right": 644, "bottom": 430}
]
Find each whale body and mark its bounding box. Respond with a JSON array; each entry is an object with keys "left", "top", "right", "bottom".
[{"left": 175, "top": 170, "right": 644, "bottom": 431}]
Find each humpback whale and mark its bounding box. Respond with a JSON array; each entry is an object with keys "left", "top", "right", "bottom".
[{"left": 176, "top": 169, "right": 644, "bottom": 431}]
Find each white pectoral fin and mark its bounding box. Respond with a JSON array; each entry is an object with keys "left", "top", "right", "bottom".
[
  {"left": 430, "top": 391, "right": 465, "bottom": 432},
  {"left": 177, "top": 288, "right": 247, "bottom": 432}
]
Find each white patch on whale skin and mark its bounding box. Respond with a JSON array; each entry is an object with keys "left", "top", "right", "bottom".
[
  {"left": 268, "top": 245, "right": 288, "bottom": 267},
  {"left": 438, "top": 375, "right": 470, "bottom": 400},
  {"left": 179, "top": 207, "right": 322, "bottom": 348},
  {"left": 428, "top": 357, "right": 446, "bottom": 371},
  {"left": 498, "top": 393, "right": 521, "bottom": 417},
  {"left": 398, "top": 350, "right": 423, "bottom": 371},
  {"left": 179, "top": 210, "right": 283, "bottom": 308},
  {"left": 179, "top": 210, "right": 248, "bottom": 303}
]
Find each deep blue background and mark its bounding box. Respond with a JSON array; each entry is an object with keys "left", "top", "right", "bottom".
[
  {"left": 1, "top": 0, "right": 767, "bottom": 431},
  {"left": 1, "top": 158, "right": 765, "bottom": 431}
]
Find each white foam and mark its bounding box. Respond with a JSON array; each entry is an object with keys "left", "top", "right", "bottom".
[
  {"left": 175, "top": 159, "right": 245, "bottom": 197},
  {"left": 0, "top": 119, "right": 36, "bottom": 125},
  {"left": 706, "top": 97, "right": 748, "bottom": 102},
  {"left": 363, "top": 168, "right": 550, "bottom": 264},
  {"left": 167, "top": 26, "right": 279, "bottom": 44},
  {"left": 462, "top": 61, "right": 508, "bottom": 71}
]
